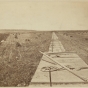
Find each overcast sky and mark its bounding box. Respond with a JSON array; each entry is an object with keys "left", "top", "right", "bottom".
[{"left": 0, "top": 0, "right": 88, "bottom": 31}]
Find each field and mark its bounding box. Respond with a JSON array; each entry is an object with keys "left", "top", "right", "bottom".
[
  {"left": 0, "top": 30, "right": 88, "bottom": 87},
  {"left": 55, "top": 31, "right": 88, "bottom": 65},
  {"left": 0, "top": 33, "right": 9, "bottom": 44},
  {"left": 0, "top": 31, "right": 52, "bottom": 86}
]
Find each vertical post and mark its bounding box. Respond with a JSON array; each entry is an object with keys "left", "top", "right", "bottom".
[
  {"left": 51, "top": 32, "right": 53, "bottom": 53},
  {"left": 51, "top": 40, "right": 53, "bottom": 52},
  {"left": 49, "top": 70, "right": 52, "bottom": 87}
]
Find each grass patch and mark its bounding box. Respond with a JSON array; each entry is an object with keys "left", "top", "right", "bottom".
[{"left": 0, "top": 31, "right": 52, "bottom": 86}]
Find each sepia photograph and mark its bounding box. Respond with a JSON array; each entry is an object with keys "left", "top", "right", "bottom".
[{"left": 0, "top": 0, "right": 88, "bottom": 87}]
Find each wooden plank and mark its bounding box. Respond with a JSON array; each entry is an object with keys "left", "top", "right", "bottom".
[{"left": 39, "top": 51, "right": 88, "bottom": 82}]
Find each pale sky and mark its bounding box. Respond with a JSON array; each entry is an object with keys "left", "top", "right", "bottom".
[{"left": 0, "top": 0, "right": 88, "bottom": 31}]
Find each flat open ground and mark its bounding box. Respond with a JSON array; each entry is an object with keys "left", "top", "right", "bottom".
[
  {"left": 55, "top": 31, "right": 88, "bottom": 65},
  {"left": 0, "top": 30, "right": 88, "bottom": 87},
  {"left": 30, "top": 32, "right": 88, "bottom": 87},
  {"left": 0, "top": 31, "right": 51, "bottom": 86}
]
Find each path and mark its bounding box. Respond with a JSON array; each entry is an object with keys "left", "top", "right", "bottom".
[{"left": 30, "top": 32, "right": 88, "bottom": 87}]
